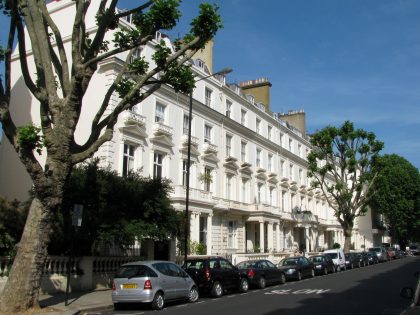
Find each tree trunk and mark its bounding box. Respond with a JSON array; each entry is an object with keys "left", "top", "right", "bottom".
[
  {"left": 0, "top": 198, "right": 52, "bottom": 313},
  {"left": 343, "top": 227, "right": 353, "bottom": 253}
]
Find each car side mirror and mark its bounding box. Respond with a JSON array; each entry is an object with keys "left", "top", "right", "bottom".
[{"left": 400, "top": 287, "right": 414, "bottom": 299}]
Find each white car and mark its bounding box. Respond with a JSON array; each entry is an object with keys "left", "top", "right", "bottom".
[{"left": 323, "top": 249, "right": 346, "bottom": 271}]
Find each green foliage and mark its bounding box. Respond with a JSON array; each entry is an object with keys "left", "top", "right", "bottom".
[
  {"left": 177, "top": 240, "right": 206, "bottom": 255},
  {"left": 17, "top": 125, "right": 44, "bottom": 154},
  {"left": 332, "top": 243, "right": 341, "bottom": 249},
  {"left": 50, "top": 160, "right": 181, "bottom": 256},
  {"left": 115, "top": 77, "right": 135, "bottom": 98},
  {"left": 128, "top": 56, "right": 149, "bottom": 76},
  {"left": 190, "top": 3, "right": 223, "bottom": 48},
  {"left": 0, "top": 196, "right": 28, "bottom": 256},
  {"left": 368, "top": 154, "right": 420, "bottom": 244}
]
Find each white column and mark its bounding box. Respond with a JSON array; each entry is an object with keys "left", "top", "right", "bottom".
[
  {"left": 267, "top": 222, "right": 274, "bottom": 252},
  {"left": 276, "top": 223, "right": 281, "bottom": 252},
  {"left": 206, "top": 214, "right": 213, "bottom": 255},
  {"left": 259, "top": 221, "right": 265, "bottom": 252},
  {"left": 191, "top": 212, "right": 199, "bottom": 243},
  {"left": 305, "top": 227, "right": 310, "bottom": 252}
]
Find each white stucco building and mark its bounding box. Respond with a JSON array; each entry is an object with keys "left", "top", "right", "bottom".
[{"left": 0, "top": 0, "right": 383, "bottom": 259}]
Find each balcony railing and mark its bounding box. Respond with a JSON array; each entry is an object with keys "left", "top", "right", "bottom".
[
  {"left": 181, "top": 134, "right": 199, "bottom": 147},
  {"left": 203, "top": 142, "right": 218, "bottom": 154},
  {"left": 152, "top": 122, "right": 173, "bottom": 137},
  {"left": 171, "top": 185, "right": 214, "bottom": 204},
  {"left": 123, "top": 111, "right": 146, "bottom": 126}
]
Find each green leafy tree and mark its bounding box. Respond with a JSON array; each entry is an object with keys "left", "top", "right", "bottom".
[
  {"left": 307, "top": 121, "right": 384, "bottom": 253},
  {"left": 0, "top": 0, "right": 222, "bottom": 312},
  {"left": 368, "top": 154, "right": 420, "bottom": 248},
  {"left": 49, "top": 160, "right": 181, "bottom": 256}
]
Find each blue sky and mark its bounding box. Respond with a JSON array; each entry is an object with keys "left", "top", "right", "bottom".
[{"left": 2, "top": 0, "right": 419, "bottom": 169}]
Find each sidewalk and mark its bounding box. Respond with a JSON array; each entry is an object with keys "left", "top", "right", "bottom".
[{"left": 37, "top": 289, "right": 113, "bottom": 315}]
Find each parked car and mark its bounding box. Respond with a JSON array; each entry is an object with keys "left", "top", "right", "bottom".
[
  {"left": 386, "top": 248, "right": 396, "bottom": 260},
  {"left": 345, "top": 253, "right": 360, "bottom": 269},
  {"left": 366, "top": 251, "right": 379, "bottom": 264},
  {"left": 409, "top": 244, "right": 420, "bottom": 256},
  {"left": 324, "top": 248, "right": 346, "bottom": 271},
  {"left": 278, "top": 256, "right": 315, "bottom": 281},
  {"left": 236, "top": 259, "right": 286, "bottom": 289},
  {"left": 112, "top": 260, "right": 199, "bottom": 311},
  {"left": 183, "top": 256, "right": 248, "bottom": 298},
  {"left": 355, "top": 252, "right": 369, "bottom": 267},
  {"left": 309, "top": 254, "right": 335, "bottom": 275},
  {"left": 368, "top": 246, "right": 388, "bottom": 262}
]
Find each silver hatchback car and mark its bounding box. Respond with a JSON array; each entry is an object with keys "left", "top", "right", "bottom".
[{"left": 112, "top": 260, "right": 199, "bottom": 310}]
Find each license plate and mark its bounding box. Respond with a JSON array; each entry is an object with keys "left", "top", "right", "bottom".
[{"left": 122, "top": 283, "right": 138, "bottom": 289}]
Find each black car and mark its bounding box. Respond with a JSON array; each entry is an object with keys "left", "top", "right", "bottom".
[
  {"left": 278, "top": 256, "right": 315, "bottom": 281},
  {"left": 355, "top": 252, "right": 369, "bottom": 267},
  {"left": 309, "top": 254, "right": 336, "bottom": 275},
  {"left": 236, "top": 259, "right": 286, "bottom": 289},
  {"left": 183, "top": 256, "right": 249, "bottom": 298},
  {"left": 345, "top": 253, "right": 360, "bottom": 269},
  {"left": 366, "top": 251, "right": 379, "bottom": 264}
]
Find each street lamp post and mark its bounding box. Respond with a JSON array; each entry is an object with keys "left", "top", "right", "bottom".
[{"left": 184, "top": 67, "right": 232, "bottom": 265}]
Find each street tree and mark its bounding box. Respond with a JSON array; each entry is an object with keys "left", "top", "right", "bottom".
[
  {"left": 307, "top": 121, "right": 384, "bottom": 252},
  {"left": 368, "top": 154, "right": 420, "bottom": 248},
  {"left": 49, "top": 160, "right": 182, "bottom": 256},
  {"left": 0, "top": 0, "right": 222, "bottom": 312}
]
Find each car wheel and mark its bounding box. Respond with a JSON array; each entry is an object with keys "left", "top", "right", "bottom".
[
  {"left": 188, "top": 286, "right": 199, "bottom": 303},
  {"left": 324, "top": 267, "right": 328, "bottom": 275},
  {"left": 113, "top": 303, "right": 123, "bottom": 311},
  {"left": 258, "top": 277, "right": 266, "bottom": 289},
  {"left": 211, "top": 281, "right": 223, "bottom": 298},
  {"left": 297, "top": 271, "right": 302, "bottom": 281},
  {"left": 240, "top": 278, "right": 249, "bottom": 292},
  {"left": 280, "top": 273, "right": 286, "bottom": 284},
  {"left": 152, "top": 291, "right": 165, "bottom": 310}
]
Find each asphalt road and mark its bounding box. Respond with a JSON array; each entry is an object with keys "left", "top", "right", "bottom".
[{"left": 87, "top": 256, "right": 420, "bottom": 315}]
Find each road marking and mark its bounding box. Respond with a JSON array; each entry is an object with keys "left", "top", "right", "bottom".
[{"left": 265, "top": 288, "right": 331, "bottom": 295}]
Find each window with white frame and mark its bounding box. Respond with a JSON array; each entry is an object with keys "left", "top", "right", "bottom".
[
  {"left": 289, "top": 138, "right": 293, "bottom": 152},
  {"left": 242, "top": 179, "right": 248, "bottom": 203},
  {"left": 280, "top": 133, "right": 284, "bottom": 147},
  {"left": 153, "top": 152, "right": 164, "bottom": 178},
  {"left": 268, "top": 125, "right": 272, "bottom": 141},
  {"left": 268, "top": 154, "right": 273, "bottom": 172},
  {"left": 256, "top": 118, "right": 261, "bottom": 134},
  {"left": 241, "top": 141, "right": 247, "bottom": 162},
  {"left": 122, "top": 143, "right": 135, "bottom": 177},
  {"left": 298, "top": 144, "right": 302, "bottom": 157},
  {"left": 182, "top": 160, "right": 189, "bottom": 186},
  {"left": 129, "top": 47, "right": 143, "bottom": 64},
  {"left": 256, "top": 148, "right": 261, "bottom": 167},
  {"left": 281, "top": 191, "right": 285, "bottom": 211},
  {"left": 205, "top": 87, "right": 213, "bottom": 107},
  {"left": 269, "top": 187, "right": 275, "bottom": 206},
  {"left": 183, "top": 114, "right": 189, "bottom": 135},
  {"left": 204, "top": 167, "right": 212, "bottom": 192},
  {"left": 226, "top": 135, "right": 232, "bottom": 157},
  {"left": 257, "top": 183, "right": 263, "bottom": 204},
  {"left": 289, "top": 164, "right": 293, "bottom": 180},
  {"left": 204, "top": 124, "right": 212, "bottom": 143},
  {"left": 299, "top": 169, "right": 303, "bottom": 185},
  {"left": 155, "top": 102, "right": 165, "bottom": 123},
  {"left": 280, "top": 160, "right": 285, "bottom": 177},
  {"left": 241, "top": 109, "right": 247, "bottom": 125},
  {"left": 199, "top": 216, "right": 207, "bottom": 245},
  {"left": 228, "top": 221, "right": 237, "bottom": 248},
  {"left": 226, "top": 100, "right": 232, "bottom": 118},
  {"left": 226, "top": 175, "right": 232, "bottom": 199}
]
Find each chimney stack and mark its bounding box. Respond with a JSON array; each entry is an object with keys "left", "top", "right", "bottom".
[{"left": 239, "top": 78, "right": 272, "bottom": 112}]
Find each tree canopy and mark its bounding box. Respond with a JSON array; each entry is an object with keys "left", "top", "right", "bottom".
[
  {"left": 48, "top": 160, "right": 181, "bottom": 256},
  {"left": 307, "top": 120, "right": 384, "bottom": 252},
  {"left": 368, "top": 154, "right": 420, "bottom": 247}
]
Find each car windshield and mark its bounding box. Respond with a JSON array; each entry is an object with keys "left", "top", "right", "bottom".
[
  {"left": 114, "top": 265, "right": 155, "bottom": 278},
  {"left": 237, "top": 261, "right": 253, "bottom": 269},
  {"left": 282, "top": 259, "right": 298, "bottom": 266},
  {"left": 325, "top": 253, "right": 337, "bottom": 259},
  {"left": 185, "top": 260, "right": 205, "bottom": 270},
  {"left": 311, "top": 256, "right": 323, "bottom": 263}
]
